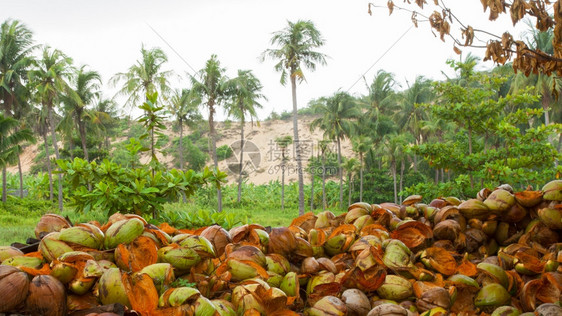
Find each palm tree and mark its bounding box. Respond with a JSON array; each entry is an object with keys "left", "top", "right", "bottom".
[
  {"left": 110, "top": 45, "right": 173, "bottom": 110},
  {"left": 168, "top": 88, "right": 202, "bottom": 170},
  {"left": 318, "top": 139, "right": 330, "bottom": 210},
  {"left": 275, "top": 135, "right": 292, "bottom": 210},
  {"left": 262, "top": 20, "right": 327, "bottom": 215},
  {"left": 225, "top": 69, "right": 266, "bottom": 203},
  {"left": 59, "top": 65, "right": 101, "bottom": 161},
  {"left": 27, "top": 106, "right": 53, "bottom": 200},
  {"left": 363, "top": 70, "right": 400, "bottom": 117},
  {"left": 28, "top": 47, "right": 73, "bottom": 211},
  {"left": 0, "top": 114, "right": 33, "bottom": 202},
  {"left": 352, "top": 135, "right": 371, "bottom": 202},
  {"left": 191, "top": 54, "right": 229, "bottom": 212},
  {"left": 0, "top": 19, "right": 35, "bottom": 115},
  {"left": 0, "top": 19, "right": 36, "bottom": 197},
  {"left": 382, "top": 133, "right": 410, "bottom": 204},
  {"left": 420, "top": 113, "right": 451, "bottom": 183},
  {"left": 94, "top": 97, "right": 119, "bottom": 149},
  {"left": 310, "top": 91, "right": 360, "bottom": 208},
  {"left": 342, "top": 157, "right": 360, "bottom": 207},
  {"left": 395, "top": 76, "right": 433, "bottom": 171}
]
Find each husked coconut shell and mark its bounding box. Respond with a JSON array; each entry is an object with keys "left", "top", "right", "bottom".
[
  {"left": 25, "top": 275, "right": 67, "bottom": 316},
  {"left": 0, "top": 265, "right": 30, "bottom": 313}
]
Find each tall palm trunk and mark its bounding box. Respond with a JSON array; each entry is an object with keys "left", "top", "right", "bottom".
[
  {"left": 208, "top": 101, "right": 222, "bottom": 212},
  {"left": 359, "top": 152, "right": 364, "bottom": 202},
  {"left": 321, "top": 151, "right": 327, "bottom": 210},
  {"left": 347, "top": 172, "right": 352, "bottom": 206},
  {"left": 337, "top": 136, "right": 343, "bottom": 208},
  {"left": 290, "top": 76, "right": 304, "bottom": 215},
  {"left": 310, "top": 172, "right": 314, "bottom": 210},
  {"left": 48, "top": 104, "right": 63, "bottom": 211},
  {"left": 399, "top": 159, "right": 405, "bottom": 204},
  {"left": 237, "top": 115, "right": 245, "bottom": 203},
  {"left": 468, "top": 122, "right": 474, "bottom": 189},
  {"left": 17, "top": 157, "right": 24, "bottom": 198},
  {"left": 178, "top": 117, "right": 184, "bottom": 169},
  {"left": 78, "top": 116, "right": 89, "bottom": 161},
  {"left": 413, "top": 137, "right": 419, "bottom": 172},
  {"left": 43, "top": 131, "right": 54, "bottom": 201},
  {"left": 15, "top": 125, "right": 24, "bottom": 198},
  {"left": 556, "top": 133, "right": 562, "bottom": 167},
  {"left": 392, "top": 160, "right": 397, "bottom": 204},
  {"left": 2, "top": 167, "right": 7, "bottom": 202},
  {"left": 281, "top": 149, "right": 286, "bottom": 210},
  {"left": 178, "top": 118, "right": 187, "bottom": 203}
]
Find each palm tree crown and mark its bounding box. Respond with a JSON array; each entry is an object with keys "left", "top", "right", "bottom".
[
  {"left": 59, "top": 65, "right": 102, "bottom": 161},
  {"left": 110, "top": 45, "right": 173, "bottom": 109},
  {"left": 262, "top": 20, "right": 327, "bottom": 85},
  {"left": 0, "top": 19, "right": 36, "bottom": 116}
]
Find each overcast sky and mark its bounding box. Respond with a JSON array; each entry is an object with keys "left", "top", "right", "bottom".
[{"left": 2, "top": 0, "right": 529, "bottom": 120}]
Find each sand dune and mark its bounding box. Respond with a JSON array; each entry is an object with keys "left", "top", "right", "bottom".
[{"left": 8, "top": 119, "right": 355, "bottom": 185}]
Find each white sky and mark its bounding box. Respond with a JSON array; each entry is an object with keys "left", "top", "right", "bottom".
[{"left": 2, "top": 0, "right": 529, "bottom": 120}]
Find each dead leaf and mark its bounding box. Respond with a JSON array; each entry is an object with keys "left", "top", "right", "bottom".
[{"left": 454, "top": 45, "right": 462, "bottom": 55}]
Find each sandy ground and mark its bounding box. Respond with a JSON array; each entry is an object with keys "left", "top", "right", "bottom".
[
  {"left": 7, "top": 119, "right": 355, "bottom": 185},
  {"left": 214, "top": 119, "right": 353, "bottom": 185}
]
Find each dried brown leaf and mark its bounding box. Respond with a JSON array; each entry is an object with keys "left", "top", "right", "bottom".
[
  {"left": 454, "top": 45, "right": 462, "bottom": 55},
  {"left": 388, "top": 1, "right": 394, "bottom": 15}
]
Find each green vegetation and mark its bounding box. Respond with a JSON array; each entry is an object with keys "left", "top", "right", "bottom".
[
  {"left": 216, "top": 144, "right": 233, "bottom": 161},
  {"left": 1, "top": 17, "right": 561, "bottom": 247}
]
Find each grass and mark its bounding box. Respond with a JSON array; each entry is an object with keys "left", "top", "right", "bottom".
[
  {"left": 0, "top": 199, "right": 108, "bottom": 246},
  {"left": 231, "top": 206, "right": 345, "bottom": 228},
  {"left": 0, "top": 181, "right": 348, "bottom": 246},
  {"left": 0, "top": 204, "right": 345, "bottom": 246}
]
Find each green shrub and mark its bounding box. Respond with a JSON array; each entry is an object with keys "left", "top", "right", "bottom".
[
  {"left": 217, "top": 145, "right": 233, "bottom": 161},
  {"left": 280, "top": 111, "right": 292, "bottom": 121}
]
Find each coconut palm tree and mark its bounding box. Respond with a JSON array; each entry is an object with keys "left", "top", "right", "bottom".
[
  {"left": 28, "top": 47, "right": 73, "bottom": 211},
  {"left": 342, "top": 157, "right": 360, "bottom": 206},
  {"left": 225, "top": 69, "right": 266, "bottom": 203},
  {"left": 420, "top": 113, "right": 452, "bottom": 183},
  {"left": 318, "top": 139, "right": 331, "bottom": 210},
  {"left": 352, "top": 135, "right": 371, "bottom": 202},
  {"left": 191, "top": 54, "right": 229, "bottom": 212},
  {"left": 363, "top": 69, "right": 400, "bottom": 117},
  {"left": 0, "top": 19, "right": 36, "bottom": 197},
  {"left": 0, "top": 114, "right": 33, "bottom": 202},
  {"left": 310, "top": 91, "right": 360, "bottom": 208},
  {"left": 382, "top": 133, "right": 410, "bottom": 204},
  {"left": 94, "top": 97, "right": 119, "bottom": 150},
  {"left": 0, "top": 19, "right": 35, "bottom": 115},
  {"left": 168, "top": 88, "right": 202, "bottom": 170},
  {"left": 59, "top": 65, "right": 101, "bottom": 161},
  {"left": 26, "top": 105, "right": 53, "bottom": 200},
  {"left": 275, "top": 135, "right": 292, "bottom": 210},
  {"left": 395, "top": 76, "right": 433, "bottom": 172},
  {"left": 262, "top": 20, "right": 327, "bottom": 215},
  {"left": 110, "top": 45, "right": 173, "bottom": 110}
]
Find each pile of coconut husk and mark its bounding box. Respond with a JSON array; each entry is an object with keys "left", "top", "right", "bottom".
[{"left": 1, "top": 180, "right": 562, "bottom": 316}]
